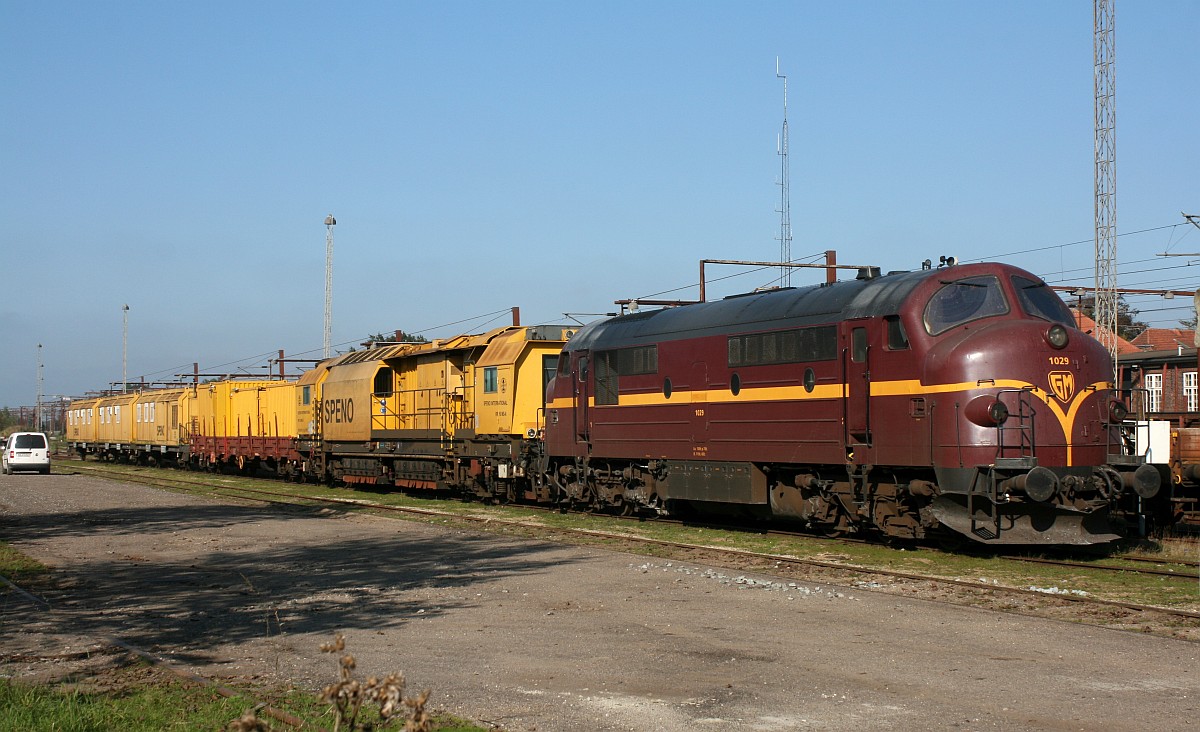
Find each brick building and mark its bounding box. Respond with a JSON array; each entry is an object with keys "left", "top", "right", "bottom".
[
  {"left": 1119, "top": 327, "right": 1199, "bottom": 422},
  {"left": 1067, "top": 307, "right": 1198, "bottom": 421}
]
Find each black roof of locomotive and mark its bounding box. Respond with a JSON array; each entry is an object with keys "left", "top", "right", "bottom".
[{"left": 566, "top": 267, "right": 944, "bottom": 352}]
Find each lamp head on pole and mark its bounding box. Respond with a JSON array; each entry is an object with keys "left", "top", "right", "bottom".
[{"left": 325, "top": 214, "right": 336, "bottom": 226}]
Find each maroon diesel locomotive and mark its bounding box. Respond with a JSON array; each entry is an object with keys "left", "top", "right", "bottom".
[{"left": 540, "top": 261, "right": 1161, "bottom": 545}]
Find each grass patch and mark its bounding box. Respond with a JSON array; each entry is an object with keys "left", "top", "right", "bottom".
[
  {"left": 0, "top": 540, "right": 48, "bottom": 583},
  {"left": 0, "top": 663, "right": 487, "bottom": 732},
  {"left": 0, "top": 673, "right": 260, "bottom": 732}
]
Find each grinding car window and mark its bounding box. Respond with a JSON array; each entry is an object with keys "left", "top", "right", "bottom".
[
  {"left": 923, "top": 275, "right": 1009, "bottom": 335},
  {"left": 1012, "top": 275, "right": 1073, "bottom": 326}
]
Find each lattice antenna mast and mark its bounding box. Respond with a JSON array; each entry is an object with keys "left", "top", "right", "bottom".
[
  {"left": 1093, "top": 0, "right": 1118, "bottom": 379},
  {"left": 324, "top": 214, "right": 336, "bottom": 359},
  {"left": 775, "top": 57, "right": 793, "bottom": 287}
]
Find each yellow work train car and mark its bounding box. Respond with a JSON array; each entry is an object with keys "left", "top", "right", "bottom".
[
  {"left": 93, "top": 393, "right": 138, "bottom": 454},
  {"left": 299, "top": 343, "right": 415, "bottom": 484},
  {"left": 472, "top": 325, "right": 573, "bottom": 439},
  {"left": 304, "top": 325, "right": 571, "bottom": 496},
  {"left": 191, "top": 380, "right": 276, "bottom": 439},
  {"left": 225, "top": 380, "right": 298, "bottom": 439},
  {"left": 295, "top": 358, "right": 335, "bottom": 440},
  {"left": 374, "top": 333, "right": 484, "bottom": 437},
  {"left": 190, "top": 379, "right": 298, "bottom": 474},
  {"left": 66, "top": 397, "right": 99, "bottom": 450},
  {"left": 132, "top": 388, "right": 192, "bottom": 464}
]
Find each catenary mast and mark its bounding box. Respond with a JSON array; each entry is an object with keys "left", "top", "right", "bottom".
[{"left": 1094, "top": 0, "right": 1118, "bottom": 378}]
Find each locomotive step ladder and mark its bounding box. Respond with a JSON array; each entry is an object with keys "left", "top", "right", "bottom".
[{"left": 970, "top": 389, "right": 1038, "bottom": 540}]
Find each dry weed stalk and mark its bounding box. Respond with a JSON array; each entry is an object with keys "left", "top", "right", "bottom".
[
  {"left": 318, "top": 633, "right": 432, "bottom": 732},
  {"left": 226, "top": 709, "right": 270, "bottom": 731}
]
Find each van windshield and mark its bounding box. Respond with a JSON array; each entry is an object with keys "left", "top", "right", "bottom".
[{"left": 14, "top": 434, "right": 46, "bottom": 449}]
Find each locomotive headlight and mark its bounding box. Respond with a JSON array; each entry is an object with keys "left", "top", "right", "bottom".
[
  {"left": 1107, "top": 400, "right": 1129, "bottom": 423},
  {"left": 1045, "top": 324, "right": 1069, "bottom": 349},
  {"left": 988, "top": 401, "right": 1009, "bottom": 425},
  {"left": 965, "top": 395, "right": 1010, "bottom": 427}
]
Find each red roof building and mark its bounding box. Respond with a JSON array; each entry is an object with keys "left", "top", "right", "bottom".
[
  {"left": 1130, "top": 327, "right": 1196, "bottom": 352},
  {"left": 1067, "top": 308, "right": 1140, "bottom": 354}
]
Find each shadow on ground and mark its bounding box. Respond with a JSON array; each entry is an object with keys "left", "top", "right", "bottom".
[{"left": 0, "top": 498, "right": 582, "bottom": 666}]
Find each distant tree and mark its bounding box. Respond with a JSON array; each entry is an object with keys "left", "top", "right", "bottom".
[
  {"left": 1076, "top": 294, "right": 1148, "bottom": 341},
  {"left": 1180, "top": 314, "right": 1197, "bottom": 330},
  {"left": 393, "top": 330, "right": 430, "bottom": 343},
  {"left": 364, "top": 330, "right": 430, "bottom": 346}
]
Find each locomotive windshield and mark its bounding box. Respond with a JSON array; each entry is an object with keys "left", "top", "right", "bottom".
[
  {"left": 923, "top": 275, "right": 1009, "bottom": 335},
  {"left": 1011, "top": 275, "right": 1074, "bottom": 326}
]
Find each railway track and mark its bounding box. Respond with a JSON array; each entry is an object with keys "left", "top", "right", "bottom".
[
  {"left": 63, "top": 462, "right": 1200, "bottom": 627},
  {"left": 67, "top": 462, "right": 1199, "bottom": 582},
  {"left": 1011, "top": 554, "right": 1199, "bottom": 578}
]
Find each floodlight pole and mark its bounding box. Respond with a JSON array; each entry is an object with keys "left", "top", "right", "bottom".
[
  {"left": 36, "top": 343, "right": 43, "bottom": 431},
  {"left": 324, "top": 214, "right": 336, "bottom": 358},
  {"left": 122, "top": 304, "right": 129, "bottom": 393}
]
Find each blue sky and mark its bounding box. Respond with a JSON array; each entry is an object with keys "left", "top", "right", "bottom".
[{"left": 2, "top": 1, "right": 1197, "bottom": 407}]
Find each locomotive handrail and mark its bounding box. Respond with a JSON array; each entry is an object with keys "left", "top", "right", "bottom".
[{"left": 1108, "top": 387, "right": 1149, "bottom": 463}]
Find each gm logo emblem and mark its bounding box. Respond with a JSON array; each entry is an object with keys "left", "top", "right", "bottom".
[{"left": 1048, "top": 371, "right": 1075, "bottom": 403}]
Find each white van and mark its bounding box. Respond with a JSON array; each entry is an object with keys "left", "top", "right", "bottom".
[{"left": 3, "top": 432, "right": 51, "bottom": 474}]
